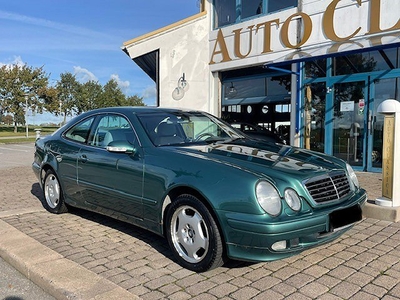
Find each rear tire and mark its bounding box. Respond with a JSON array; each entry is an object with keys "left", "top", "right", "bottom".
[
  {"left": 166, "top": 194, "right": 225, "bottom": 272},
  {"left": 42, "top": 169, "right": 68, "bottom": 214}
]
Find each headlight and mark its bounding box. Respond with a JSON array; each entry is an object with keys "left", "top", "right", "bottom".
[
  {"left": 256, "top": 181, "right": 282, "bottom": 216},
  {"left": 284, "top": 189, "right": 301, "bottom": 211},
  {"left": 346, "top": 163, "right": 359, "bottom": 190}
]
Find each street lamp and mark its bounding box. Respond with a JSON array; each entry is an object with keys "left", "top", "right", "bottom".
[{"left": 25, "top": 96, "right": 29, "bottom": 138}]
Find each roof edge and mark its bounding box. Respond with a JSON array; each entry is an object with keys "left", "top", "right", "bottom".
[{"left": 123, "top": 11, "right": 207, "bottom": 47}]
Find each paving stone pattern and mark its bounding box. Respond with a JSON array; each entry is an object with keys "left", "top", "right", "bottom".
[{"left": 1, "top": 166, "right": 400, "bottom": 299}]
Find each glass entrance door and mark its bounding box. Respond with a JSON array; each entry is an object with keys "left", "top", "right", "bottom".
[
  {"left": 332, "top": 81, "right": 367, "bottom": 168},
  {"left": 327, "top": 77, "right": 399, "bottom": 171}
]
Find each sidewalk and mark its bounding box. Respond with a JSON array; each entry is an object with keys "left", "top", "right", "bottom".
[
  {"left": 0, "top": 135, "right": 32, "bottom": 139},
  {"left": 0, "top": 165, "right": 399, "bottom": 299}
]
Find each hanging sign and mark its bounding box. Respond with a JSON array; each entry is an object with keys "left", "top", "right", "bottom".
[{"left": 358, "top": 99, "right": 365, "bottom": 115}]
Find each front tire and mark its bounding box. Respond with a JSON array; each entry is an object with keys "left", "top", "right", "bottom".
[
  {"left": 166, "top": 194, "right": 225, "bottom": 272},
  {"left": 43, "top": 169, "right": 68, "bottom": 214}
]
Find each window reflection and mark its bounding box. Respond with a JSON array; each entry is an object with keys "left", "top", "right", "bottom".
[
  {"left": 333, "top": 54, "right": 377, "bottom": 76},
  {"left": 214, "top": 0, "right": 236, "bottom": 27},
  {"left": 214, "top": 0, "right": 298, "bottom": 28},
  {"left": 332, "top": 49, "right": 400, "bottom": 75},
  {"left": 305, "top": 59, "right": 326, "bottom": 79},
  {"left": 223, "top": 75, "right": 290, "bottom": 100},
  {"left": 268, "top": 0, "right": 297, "bottom": 13},
  {"left": 242, "top": 0, "right": 263, "bottom": 19},
  {"left": 305, "top": 48, "right": 400, "bottom": 78}
]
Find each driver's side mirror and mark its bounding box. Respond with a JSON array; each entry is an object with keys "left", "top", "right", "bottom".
[{"left": 106, "top": 141, "right": 136, "bottom": 154}]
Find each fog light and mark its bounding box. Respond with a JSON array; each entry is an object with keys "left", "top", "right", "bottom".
[
  {"left": 271, "top": 240, "right": 287, "bottom": 251},
  {"left": 290, "top": 238, "right": 299, "bottom": 247}
]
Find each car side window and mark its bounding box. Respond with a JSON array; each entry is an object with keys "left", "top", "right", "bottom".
[
  {"left": 64, "top": 117, "right": 94, "bottom": 143},
  {"left": 90, "top": 115, "right": 135, "bottom": 148}
]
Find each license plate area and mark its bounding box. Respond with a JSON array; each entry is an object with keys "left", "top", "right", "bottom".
[{"left": 329, "top": 204, "right": 362, "bottom": 232}]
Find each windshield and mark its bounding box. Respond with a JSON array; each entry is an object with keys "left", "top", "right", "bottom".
[{"left": 137, "top": 111, "right": 244, "bottom": 146}]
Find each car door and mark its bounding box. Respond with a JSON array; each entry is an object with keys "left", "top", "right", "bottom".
[
  {"left": 77, "top": 114, "right": 144, "bottom": 219},
  {"left": 56, "top": 116, "right": 96, "bottom": 204}
]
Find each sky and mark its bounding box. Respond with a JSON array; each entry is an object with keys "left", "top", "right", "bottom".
[{"left": 0, "top": 0, "right": 200, "bottom": 124}]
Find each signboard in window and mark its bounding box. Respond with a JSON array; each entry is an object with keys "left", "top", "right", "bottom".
[{"left": 340, "top": 101, "right": 354, "bottom": 112}]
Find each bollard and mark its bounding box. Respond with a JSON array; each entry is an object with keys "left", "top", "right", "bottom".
[
  {"left": 34, "top": 128, "right": 41, "bottom": 140},
  {"left": 376, "top": 99, "right": 400, "bottom": 207}
]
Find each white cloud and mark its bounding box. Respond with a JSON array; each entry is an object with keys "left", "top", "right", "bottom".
[
  {"left": 73, "top": 66, "right": 98, "bottom": 83},
  {"left": 110, "top": 74, "right": 130, "bottom": 93},
  {"left": 0, "top": 55, "right": 26, "bottom": 68},
  {"left": 142, "top": 85, "right": 157, "bottom": 106},
  {"left": 142, "top": 85, "right": 156, "bottom": 99}
]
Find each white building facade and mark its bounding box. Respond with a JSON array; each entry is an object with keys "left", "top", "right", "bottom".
[{"left": 122, "top": 0, "right": 400, "bottom": 173}]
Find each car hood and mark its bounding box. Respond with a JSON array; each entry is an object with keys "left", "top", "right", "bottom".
[{"left": 175, "top": 140, "right": 343, "bottom": 180}]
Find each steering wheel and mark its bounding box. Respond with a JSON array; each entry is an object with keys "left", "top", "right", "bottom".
[{"left": 194, "top": 132, "right": 216, "bottom": 142}]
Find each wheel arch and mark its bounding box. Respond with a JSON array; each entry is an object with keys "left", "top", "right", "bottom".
[
  {"left": 40, "top": 163, "right": 56, "bottom": 185},
  {"left": 161, "top": 186, "right": 226, "bottom": 248}
]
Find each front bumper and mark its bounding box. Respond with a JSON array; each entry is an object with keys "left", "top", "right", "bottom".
[{"left": 219, "top": 188, "right": 367, "bottom": 262}]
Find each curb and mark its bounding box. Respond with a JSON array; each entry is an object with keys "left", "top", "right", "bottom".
[
  {"left": 362, "top": 202, "right": 400, "bottom": 222},
  {"left": 0, "top": 219, "right": 139, "bottom": 300}
]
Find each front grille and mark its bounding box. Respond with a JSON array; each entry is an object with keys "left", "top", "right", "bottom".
[{"left": 304, "top": 171, "right": 351, "bottom": 204}]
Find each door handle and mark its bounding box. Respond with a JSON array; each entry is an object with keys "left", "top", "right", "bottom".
[
  {"left": 368, "top": 110, "right": 376, "bottom": 136},
  {"left": 371, "top": 116, "right": 376, "bottom": 135},
  {"left": 80, "top": 154, "right": 88, "bottom": 163}
]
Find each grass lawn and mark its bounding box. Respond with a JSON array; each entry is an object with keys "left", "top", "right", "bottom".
[{"left": 0, "top": 125, "right": 58, "bottom": 143}]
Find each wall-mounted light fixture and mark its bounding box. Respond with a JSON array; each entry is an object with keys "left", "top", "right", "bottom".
[
  {"left": 226, "top": 82, "right": 237, "bottom": 98},
  {"left": 172, "top": 73, "right": 189, "bottom": 100}
]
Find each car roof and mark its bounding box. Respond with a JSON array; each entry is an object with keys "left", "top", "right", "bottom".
[{"left": 81, "top": 106, "right": 202, "bottom": 115}]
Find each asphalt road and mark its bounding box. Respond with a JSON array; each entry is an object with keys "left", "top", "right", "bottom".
[
  {"left": 0, "top": 257, "right": 55, "bottom": 300},
  {"left": 0, "top": 142, "right": 55, "bottom": 300},
  {"left": 0, "top": 143, "right": 35, "bottom": 170}
]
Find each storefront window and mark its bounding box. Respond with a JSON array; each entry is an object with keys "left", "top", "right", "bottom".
[
  {"left": 306, "top": 49, "right": 400, "bottom": 78},
  {"left": 224, "top": 78, "right": 265, "bottom": 100},
  {"left": 268, "top": 0, "right": 297, "bottom": 14},
  {"left": 305, "top": 59, "right": 326, "bottom": 79},
  {"left": 372, "top": 48, "right": 400, "bottom": 71},
  {"left": 223, "top": 75, "right": 290, "bottom": 100},
  {"left": 214, "top": 0, "right": 236, "bottom": 27},
  {"left": 242, "top": 0, "right": 263, "bottom": 19},
  {"left": 214, "top": 0, "right": 298, "bottom": 28},
  {"left": 268, "top": 76, "right": 291, "bottom": 95},
  {"left": 221, "top": 72, "right": 291, "bottom": 143},
  {"left": 333, "top": 53, "right": 377, "bottom": 76}
]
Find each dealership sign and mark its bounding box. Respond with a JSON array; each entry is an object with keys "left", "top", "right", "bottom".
[{"left": 209, "top": 0, "right": 400, "bottom": 71}]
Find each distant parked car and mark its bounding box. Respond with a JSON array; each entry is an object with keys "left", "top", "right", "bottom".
[
  {"left": 33, "top": 107, "right": 367, "bottom": 272},
  {"left": 230, "top": 122, "right": 286, "bottom": 144}
]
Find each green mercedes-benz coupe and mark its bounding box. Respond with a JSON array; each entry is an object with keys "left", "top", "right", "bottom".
[{"left": 32, "top": 107, "right": 367, "bottom": 272}]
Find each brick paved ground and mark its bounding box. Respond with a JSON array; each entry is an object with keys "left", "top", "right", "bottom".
[{"left": 1, "top": 164, "right": 400, "bottom": 299}]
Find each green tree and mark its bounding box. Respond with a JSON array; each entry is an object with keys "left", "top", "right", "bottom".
[
  {"left": 76, "top": 80, "right": 103, "bottom": 112},
  {"left": 98, "top": 79, "right": 126, "bottom": 108},
  {"left": 124, "top": 95, "right": 145, "bottom": 106},
  {"left": 0, "top": 64, "right": 49, "bottom": 132},
  {"left": 2, "top": 114, "right": 13, "bottom": 125},
  {"left": 56, "top": 72, "right": 80, "bottom": 124},
  {"left": 40, "top": 86, "right": 59, "bottom": 118}
]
